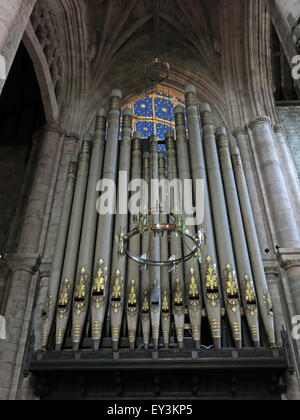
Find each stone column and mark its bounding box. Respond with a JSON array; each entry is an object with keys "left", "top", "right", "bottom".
[
  {"left": 278, "top": 249, "right": 300, "bottom": 315},
  {"left": 0, "top": 0, "right": 37, "bottom": 94},
  {"left": 248, "top": 117, "right": 300, "bottom": 249},
  {"left": 273, "top": 124, "right": 300, "bottom": 231},
  {"left": 0, "top": 124, "right": 62, "bottom": 399}
]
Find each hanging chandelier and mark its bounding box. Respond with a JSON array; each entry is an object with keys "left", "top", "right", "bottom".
[{"left": 146, "top": 57, "right": 170, "bottom": 83}]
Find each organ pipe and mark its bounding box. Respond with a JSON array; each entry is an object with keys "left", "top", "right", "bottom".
[
  {"left": 109, "top": 110, "right": 133, "bottom": 351},
  {"left": 168, "top": 125, "right": 202, "bottom": 350},
  {"left": 199, "top": 102, "right": 242, "bottom": 348},
  {"left": 182, "top": 88, "right": 222, "bottom": 349},
  {"left": 71, "top": 109, "right": 107, "bottom": 350},
  {"left": 158, "top": 151, "right": 171, "bottom": 348},
  {"left": 55, "top": 135, "right": 92, "bottom": 350},
  {"left": 165, "top": 131, "right": 185, "bottom": 350},
  {"left": 126, "top": 132, "right": 142, "bottom": 349},
  {"left": 91, "top": 89, "right": 122, "bottom": 350},
  {"left": 216, "top": 127, "right": 260, "bottom": 347},
  {"left": 41, "top": 153, "right": 78, "bottom": 350},
  {"left": 149, "top": 136, "right": 161, "bottom": 350},
  {"left": 141, "top": 152, "right": 151, "bottom": 348},
  {"left": 230, "top": 142, "right": 276, "bottom": 346}
]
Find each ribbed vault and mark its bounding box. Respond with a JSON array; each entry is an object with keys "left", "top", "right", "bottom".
[{"left": 85, "top": 0, "right": 226, "bottom": 128}]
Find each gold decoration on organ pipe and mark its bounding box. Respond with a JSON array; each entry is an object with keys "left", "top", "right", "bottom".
[
  {"left": 91, "top": 89, "right": 123, "bottom": 350},
  {"left": 158, "top": 152, "right": 171, "bottom": 348},
  {"left": 216, "top": 127, "right": 260, "bottom": 347},
  {"left": 230, "top": 142, "right": 276, "bottom": 346},
  {"left": 109, "top": 110, "right": 133, "bottom": 351},
  {"left": 165, "top": 131, "right": 185, "bottom": 349},
  {"left": 126, "top": 132, "right": 142, "bottom": 349},
  {"left": 181, "top": 89, "right": 222, "bottom": 349},
  {"left": 149, "top": 136, "right": 161, "bottom": 350},
  {"left": 41, "top": 153, "right": 78, "bottom": 350},
  {"left": 167, "top": 126, "right": 202, "bottom": 350},
  {"left": 198, "top": 100, "right": 242, "bottom": 348},
  {"left": 141, "top": 152, "right": 151, "bottom": 348},
  {"left": 55, "top": 135, "right": 92, "bottom": 350},
  {"left": 71, "top": 109, "right": 107, "bottom": 351}
]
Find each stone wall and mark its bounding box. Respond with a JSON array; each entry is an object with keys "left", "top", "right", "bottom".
[
  {"left": 0, "top": 145, "right": 28, "bottom": 310},
  {"left": 277, "top": 106, "right": 300, "bottom": 178}
]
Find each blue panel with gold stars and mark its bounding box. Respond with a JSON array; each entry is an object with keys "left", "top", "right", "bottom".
[{"left": 121, "top": 92, "right": 185, "bottom": 141}]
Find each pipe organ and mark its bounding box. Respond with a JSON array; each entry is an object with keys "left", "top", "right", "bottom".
[{"left": 41, "top": 85, "right": 276, "bottom": 352}]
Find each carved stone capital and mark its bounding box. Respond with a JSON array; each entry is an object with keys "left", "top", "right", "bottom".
[
  {"left": 263, "top": 259, "right": 280, "bottom": 276},
  {"left": 277, "top": 249, "right": 300, "bottom": 270},
  {"left": 6, "top": 254, "right": 41, "bottom": 274},
  {"left": 248, "top": 116, "right": 272, "bottom": 130},
  {"left": 273, "top": 124, "right": 287, "bottom": 138},
  {"left": 232, "top": 126, "right": 247, "bottom": 138}
]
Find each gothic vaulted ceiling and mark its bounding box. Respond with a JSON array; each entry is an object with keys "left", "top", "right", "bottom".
[{"left": 86, "top": 0, "right": 222, "bottom": 118}]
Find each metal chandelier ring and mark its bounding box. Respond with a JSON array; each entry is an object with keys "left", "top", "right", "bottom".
[{"left": 123, "top": 223, "right": 200, "bottom": 267}]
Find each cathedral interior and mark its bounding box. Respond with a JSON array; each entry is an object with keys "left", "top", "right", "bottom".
[{"left": 0, "top": 0, "right": 300, "bottom": 401}]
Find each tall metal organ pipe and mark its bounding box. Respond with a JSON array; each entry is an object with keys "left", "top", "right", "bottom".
[
  {"left": 182, "top": 88, "right": 222, "bottom": 349},
  {"left": 165, "top": 131, "right": 185, "bottom": 350},
  {"left": 109, "top": 110, "right": 133, "bottom": 351},
  {"left": 199, "top": 102, "right": 242, "bottom": 348},
  {"left": 55, "top": 135, "right": 92, "bottom": 350},
  {"left": 158, "top": 151, "right": 171, "bottom": 348},
  {"left": 126, "top": 132, "right": 142, "bottom": 349},
  {"left": 149, "top": 136, "right": 161, "bottom": 350},
  {"left": 230, "top": 143, "right": 276, "bottom": 346},
  {"left": 91, "top": 89, "right": 122, "bottom": 350},
  {"left": 216, "top": 127, "right": 260, "bottom": 347},
  {"left": 71, "top": 109, "right": 107, "bottom": 350},
  {"left": 168, "top": 123, "right": 203, "bottom": 349},
  {"left": 41, "top": 153, "right": 78, "bottom": 350},
  {"left": 141, "top": 152, "right": 151, "bottom": 348}
]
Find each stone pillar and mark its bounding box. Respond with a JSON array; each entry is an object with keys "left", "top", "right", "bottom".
[
  {"left": 278, "top": 249, "right": 300, "bottom": 315},
  {"left": 0, "top": 124, "right": 62, "bottom": 400},
  {"left": 232, "top": 127, "right": 270, "bottom": 251},
  {"left": 248, "top": 117, "right": 300, "bottom": 249},
  {"left": 273, "top": 124, "right": 300, "bottom": 231},
  {"left": 0, "top": 0, "right": 37, "bottom": 94}
]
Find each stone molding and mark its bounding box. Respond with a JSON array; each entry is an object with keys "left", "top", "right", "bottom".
[
  {"left": 263, "top": 259, "right": 280, "bottom": 276},
  {"left": 273, "top": 124, "right": 287, "bottom": 138},
  {"left": 277, "top": 249, "right": 300, "bottom": 270},
  {"left": 6, "top": 254, "right": 41, "bottom": 274},
  {"left": 232, "top": 126, "right": 248, "bottom": 138},
  {"left": 248, "top": 116, "right": 272, "bottom": 130}
]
